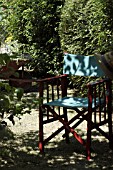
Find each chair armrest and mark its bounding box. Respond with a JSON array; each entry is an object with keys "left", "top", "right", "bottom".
[
  {"left": 87, "top": 78, "right": 112, "bottom": 109},
  {"left": 87, "top": 78, "right": 110, "bottom": 87},
  {"left": 38, "top": 74, "right": 68, "bottom": 105},
  {"left": 87, "top": 78, "right": 112, "bottom": 97},
  {"left": 37, "top": 74, "right": 68, "bottom": 83}
]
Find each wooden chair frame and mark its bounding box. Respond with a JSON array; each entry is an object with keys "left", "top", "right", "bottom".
[{"left": 38, "top": 73, "right": 113, "bottom": 160}]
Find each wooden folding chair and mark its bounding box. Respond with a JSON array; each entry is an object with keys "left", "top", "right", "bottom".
[{"left": 38, "top": 53, "right": 113, "bottom": 160}]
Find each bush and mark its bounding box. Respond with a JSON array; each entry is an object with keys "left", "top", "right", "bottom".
[
  {"left": 0, "top": 82, "right": 32, "bottom": 126},
  {"left": 0, "top": 54, "right": 32, "bottom": 126},
  {"left": 4, "top": 0, "right": 65, "bottom": 77},
  {"left": 59, "top": 0, "right": 113, "bottom": 96},
  {"left": 59, "top": 0, "right": 113, "bottom": 55},
  {"left": 0, "top": 2, "right": 8, "bottom": 44}
]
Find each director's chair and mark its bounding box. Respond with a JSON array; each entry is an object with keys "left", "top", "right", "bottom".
[{"left": 38, "top": 53, "right": 113, "bottom": 160}]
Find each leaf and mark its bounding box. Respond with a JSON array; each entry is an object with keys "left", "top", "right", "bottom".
[{"left": 15, "top": 88, "right": 24, "bottom": 101}]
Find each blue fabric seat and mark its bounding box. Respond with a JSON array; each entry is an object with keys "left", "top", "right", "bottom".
[{"left": 44, "top": 97, "right": 104, "bottom": 109}]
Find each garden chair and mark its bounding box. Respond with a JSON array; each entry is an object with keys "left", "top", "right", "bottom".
[{"left": 38, "top": 53, "right": 113, "bottom": 160}]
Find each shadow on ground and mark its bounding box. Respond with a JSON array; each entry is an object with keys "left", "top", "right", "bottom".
[{"left": 0, "top": 127, "right": 113, "bottom": 170}]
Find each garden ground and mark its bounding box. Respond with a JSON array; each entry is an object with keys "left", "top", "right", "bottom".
[{"left": 0, "top": 92, "right": 113, "bottom": 170}]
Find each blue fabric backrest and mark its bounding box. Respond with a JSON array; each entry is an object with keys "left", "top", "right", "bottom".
[{"left": 63, "top": 53, "right": 105, "bottom": 77}]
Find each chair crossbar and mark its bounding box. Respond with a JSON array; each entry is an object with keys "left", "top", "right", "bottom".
[{"left": 43, "top": 105, "right": 86, "bottom": 147}]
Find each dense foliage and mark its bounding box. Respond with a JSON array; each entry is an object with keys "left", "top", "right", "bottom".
[
  {"left": 0, "top": 1, "right": 32, "bottom": 126},
  {"left": 0, "top": 54, "right": 32, "bottom": 126},
  {"left": 4, "top": 0, "right": 65, "bottom": 77},
  {"left": 59, "top": 0, "right": 113, "bottom": 55},
  {"left": 0, "top": 1, "right": 8, "bottom": 45},
  {"left": 59, "top": 0, "right": 113, "bottom": 96},
  {"left": 1, "top": 0, "right": 113, "bottom": 105}
]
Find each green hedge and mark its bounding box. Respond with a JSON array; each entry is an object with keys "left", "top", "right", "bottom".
[
  {"left": 59, "top": 0, "right": 113, "bottom": 96},
  {"left": 59, "top": 0, "right": 113, "bottom": 55},
  {"left": 4, "top": 0, "right": 64, "bottom": 77}
]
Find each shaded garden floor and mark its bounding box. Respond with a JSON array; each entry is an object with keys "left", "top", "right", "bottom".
[{"left": 0, "top": 107, "right": 113, "bottom": 170}]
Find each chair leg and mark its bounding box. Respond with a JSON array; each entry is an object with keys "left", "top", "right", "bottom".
[
  {"left": 63, "top": 108, "right": 70, "bottom": 143},
  {"left": 86, "top": 130, "right": 91, "bottom": 160},
  {"left": 39, "top": 107, "right": 44, "bottom": 153},
  {"left": 86, "top": 112, "right": 92, "bottom": 160},
  {"left": 108, "top": 112, "right": 113, "bottom": 150}
]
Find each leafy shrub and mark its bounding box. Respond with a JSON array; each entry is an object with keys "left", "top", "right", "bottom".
[
  {"left": 0, "top": 37, "right": 31, "bottom": 127},
  {"left": 4, "top": 0, "right": 65, "bottom": 77},
  {"left": 59, "top": 0, "right": 113, "bottom": 55},
  {"left": 0, "top": 83, "right": 31, "bottom": 126},
  {"left": 0, "top": 2, "right": 8, "bottom": 45},
  {"left": 0, "top": 2, "right": 34, "bottom": 127},
  {"left": 59, "top": 0, "right": 113, "bottom": 96}
]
